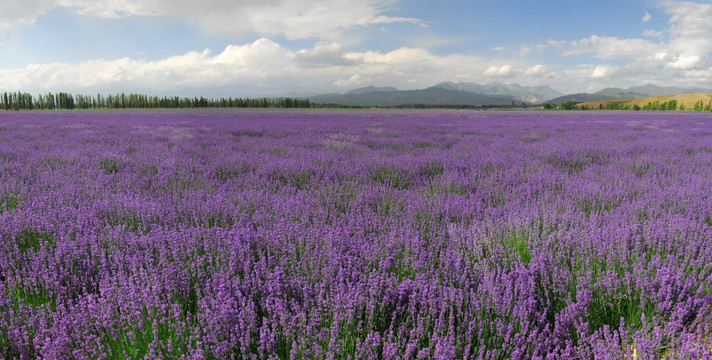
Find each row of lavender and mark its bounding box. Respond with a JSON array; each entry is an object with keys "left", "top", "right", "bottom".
[{"left": 1, "top": 109, "right": 711, "bottom": 359}]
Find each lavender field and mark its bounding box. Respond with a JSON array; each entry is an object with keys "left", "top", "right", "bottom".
[{"left": 1, "top": 109, "right": 712, "bottom": 359}]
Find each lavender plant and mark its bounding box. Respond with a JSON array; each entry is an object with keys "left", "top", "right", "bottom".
[{"left": 0, "top": 109, "right": 711, "bottom": 359}]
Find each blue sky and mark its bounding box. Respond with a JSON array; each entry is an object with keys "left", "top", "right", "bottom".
[{"left": 1, "top": 0, "right": 710, "bottom": 96}]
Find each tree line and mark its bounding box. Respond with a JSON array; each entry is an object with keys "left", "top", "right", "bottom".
[
  {"left": 1, "top": 91, "right": 311, "bottom": 111},
  {"left": 548, "top": 98, "right": 712, "bottom": 112}
]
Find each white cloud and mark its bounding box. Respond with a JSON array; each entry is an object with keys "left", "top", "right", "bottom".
[
  {"left": 527, "top": 2, "right": 712, "bottom": 64},
  {"left": 667, "top": 54, "right": 706, "bottom": 69},
  {"left": 1, "top": 0, "right": 425, "bottom": 41},
  {"left": 58, "top": 0, "right": 163, "bottom": 18},
  {"left": 2, "top": 30, "right": 709, "bottom": 96},
  {"left": 561, "top": 35, "right": 662, "bottom": 60},
  {"left": 524, "top": 64, "right": 546, "bottom": 76},
  {"left": 519, "top": 40, "right": 564, "bottom": 56},
  {"left": 0, "top": 0, "right": 55, "bottom": 30},
  {"left": 642, "top": 11, "right": 651, "bottom": 23},
  {"left": 0, "top": 40, "right": 437, "bottom": 93},
  {"left": 0, "top": 39, "right": 555, "bottom": 94},
  {"left": 484, "top": 64, "right": 514, "bottom": 76},
  {"left": 346, "top": 47, "right": 434, "bottom": 64},
  {"left": 519, "top": 45, "right": 533, "bottom": 56},
  {"left": 509, "top": 1, "right": 711, "bottom": 89},
  {"left": 643, "top": 29, "right": 664, "bottom": 37},
  {"left": 334, "top": 74, "right": 366, "bottom": 87},
  {"left": 293, "top": 42, "right": 359, "bottom": 67},
  {"left": 591, "top": 64, "right": 616, "bottom": 78},
  {"left": 665, "top": 1, "right": 712, "bottom": 64},
  {"left": 544, "top": 40, "right": 566, "bottom": 48},
  {"left": 0, "top": 39, "right": 294, "bottom": 92},
  {"left": 4, "top": 1, "right": 712, "bottom": 95}
]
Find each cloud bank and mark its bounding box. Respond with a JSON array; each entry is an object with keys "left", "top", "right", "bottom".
[
  {"left": 520, "top": 1, "right": 712, "bottom": 91},
  {"left": 1, "top": 0, "right": 424, "bottom": 40},
  {"left": 1, "top": 1, "right": 711, "bottom": 95},
  {"left": 0, "top": 39, "right": 543, "bottom": 95}
]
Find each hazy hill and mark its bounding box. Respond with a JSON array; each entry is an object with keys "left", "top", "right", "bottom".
[
  {"left": 623, "top": 84, "right": 711, "bottom": 96},
  {"left": 577, "top": 92, "right": 712, "bottom": 110},
  {"left": 548, "top": 84, "right": 712, "bottom": 104},
  {"left": 312, "top": 87, "right": 520, "bottom": 107},
  {"left": 345, "top": 86, "right": 397, "bottom": 95},
  {"left": 310, "top": 83, "right": 712, "bottom": 107},
  {"left": 544, "top": 93, "right": 617, "bottom": 104},
  {"left": 433, "top": 81, "right": 562, "bottom": 104}
]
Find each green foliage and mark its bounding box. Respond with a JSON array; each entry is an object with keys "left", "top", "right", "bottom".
[
  {"left": 100, "top": 158, "right": 122, "bottom": 174},
  {"left": 583, "top": 256, "right": 661, "bottom": 338},
  {"left": 693, "top": 100, "right": 705, "bottom": 112},
  {"left": 103, "top": 212, "right": 160, "bottom": 234},
  {"left": 268, "top": 170, "right": 314, "bottom": 190},
  {"left": 215, "top": 163, "right": 254, "bottom": 182},
  {"left": 605, "top": 103, "right": 631, "bottom": 110},
  {"left": 371, "top": 166, "right": 410, "bottom": 189},
  {"left": 0, "top": 193, "right": 20, "bottom": 214},
  {"left": 587, "top": 287, "right": 657, "bottom": 334},
  {"left": 503, "top": 230, "right": 531, "bottom": 264},
  {"left": 319, "top": 183, "right": 358, "bottom": 222},
  {"left": 666, "top": 99, "right": 677, "bottom": 110},
  {"left": 139, "top": 165, "right": 159, "bottom": 177},
  {"left": 418, "top": 161, "right": 445, "bottom": 183},
  {"left": 15, "top": 230, "right": 56, "bottom": 253},
  {"left": 102, "top": 310, "right": 201, "bottom": 359},
  {"left": 413, "top": 140, "right": 437, "bottom": 149},
  {"left": 546, "top": 154, "right": 589, "bottom": 174},
  {"left": 384, "top": 249, "right": 418, "bottom": 281},
  {"left": 642, "top": 99, "right": 678, "bottom": 111},
  {"left": 229, "top": 130, "right": 262, "bottom": 138},
  {"left": 10, "top": 285, "right": 57, "bottom": 311},
  {"left": 579, "top": 198, "right": 615, "bottom": 217},
  {"left": 1, "top": 91, "right": 34, "bottom": 110},
  {"left": 2, "top": 91, "right": 312, "bottom": 110},
  {"left": 557, "top": 101, "right": 579, "bottom": 110},
  {"left": 628, "top": 163, "right": 653, "bottom": 178}
]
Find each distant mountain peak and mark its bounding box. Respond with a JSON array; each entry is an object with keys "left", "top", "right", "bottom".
[
  {"left": 431, "top": 81, "right": 562, "bottom": 104},
  {"left": 345, "top": 86, "right": 397, "bottom": 95},
  {"left": 312, "top": 87, "right": 521, "bottom": 107},
  {"left": 547, "top": 84, "right": 712, "bottom": 104}
]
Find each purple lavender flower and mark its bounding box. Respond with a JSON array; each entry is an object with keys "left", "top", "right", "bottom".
[{"left": 0, "top": 109, "right": 711, "bottom": 358}]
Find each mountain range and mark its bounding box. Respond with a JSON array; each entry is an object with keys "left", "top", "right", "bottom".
[
  {"left": 312, "top": 87, "right": 520, "bottom": 107},
  {"left": 432, "top": 82, "right": 562, "bottom": 104},
  {"left": 310, "top": 82, "right": 711, "bottom": 107},
  {"left": 546, "top": 84, "right": 712, "bottom": 104},
  {"left": 312, "top": 82, "right": 561, "bottom": 107},
  {"left": 345, "top": 86, "right": 398, "bottom": 95}
]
